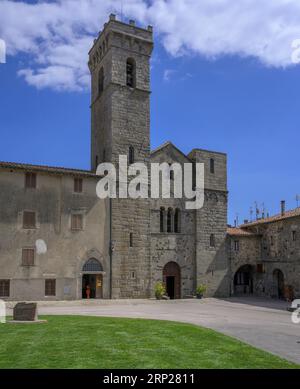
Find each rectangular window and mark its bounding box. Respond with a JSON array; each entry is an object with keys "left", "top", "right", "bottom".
[
  {"left": 292, "top": 231, "right": 297, "bottom": 242},
  {"left": 23, "top": 211, "right": 36, "bottom": 229},
  {"left": 22, "top": 248, "right": 35, "bottom": 266},
  {"left": 45, "top": 279, "right": 56, "bottom": 296},
  {"left": 0, "top": 280, "right": 10, "bottom": 297},
  {"left": 71, "top": 214, "right": 83, "bottom": 230},
  {"left": 129, "top": 233, "right": 133, "bottom": 247},
  {"left": 256, "top": 264, "right": 264, "bottom": 273},
  {"left": 25, "top": 172, "right": 36, "bottom": 189},
  {"left": 74, "top": 178, "right": 83, "bottom": 193},
  {"left": 234, "top": 240, "right": 239, "bottom": 252},
  {"left": 210, "top": 158, "right": 215, "bottom": 174}
]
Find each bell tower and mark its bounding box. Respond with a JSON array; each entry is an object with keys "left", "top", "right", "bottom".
[{"left": 88, "top": 14, "right": 153, "bottom": 297}]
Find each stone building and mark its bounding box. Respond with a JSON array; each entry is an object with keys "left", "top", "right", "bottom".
[
  {"left": 0, "top": 15, "right": 230, "bottom": 301},
  {"left": 0, "top": 15, "right": 298, "bottom": 301},
  {"left": 227, "top": 203, "right": 300, "bottom": 299}
]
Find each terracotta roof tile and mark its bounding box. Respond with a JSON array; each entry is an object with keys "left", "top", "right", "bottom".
[
  {"left": 0, "top": 161, "right": 97, "bottom": 177},
  {"left": 227, "top": 227, "right": 259, "bottom": 237},
  {"left": 240, "top": 207, "right": 300, "bottom": 227}
]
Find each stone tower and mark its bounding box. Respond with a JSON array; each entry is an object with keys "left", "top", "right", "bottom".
[{"left": 88, "top": 14, "right": 153, "bottom": 297}]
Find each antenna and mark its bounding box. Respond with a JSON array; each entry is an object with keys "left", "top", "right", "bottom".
[
  {"left": 249, "top": 206, "right": 253, "bottom": 222},
  {"left": 296, "top": 194, "right": 300, "bottom": 208},
  {"left": 254, "top": 201, "right": 260, "bottom": 220}
]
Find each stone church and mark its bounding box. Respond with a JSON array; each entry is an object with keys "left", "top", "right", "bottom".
[{"left": 0, "top": 15, "right": 299, "bottom": 301}]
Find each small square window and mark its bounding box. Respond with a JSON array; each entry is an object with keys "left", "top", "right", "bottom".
[
  {"left": 0, "top": 280, "right": 10, "bottom": 297},
  {"left": 74, "top": 178, "right": 83, "bottom": 193},
  {"left": 71, "top": 214, "right": 83, "bottom": 230},
  {"left": 22, "top": 248, "right": 35, "bottom": 266},
  {"left": 25, "top": 172, "right": 36, "bottom": 189},
  {"left": 23, "top": 211, "right": 36, "bottom": 229},
  {"left": 45, "top": 279, "right": 56, "bottom": 296}
]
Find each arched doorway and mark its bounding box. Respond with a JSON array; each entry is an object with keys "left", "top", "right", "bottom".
[
  {"left": 163, "top": 262, "right": 181, "bottom": 299},
  {"left": 273, "top": 269, "right": 284, "bottom": 299},
  {"left": 234, "top": 265, "right": 254, "bottom": 295},
  {"left": 82, "top": 258, "right": 103, "bottom": 299}
]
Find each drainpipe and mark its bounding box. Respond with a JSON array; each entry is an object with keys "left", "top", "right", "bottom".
[{"left": 109, "top": 197, "right": 113, "bottom": 299}]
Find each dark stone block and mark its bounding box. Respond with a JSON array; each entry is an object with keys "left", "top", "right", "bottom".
[{"left": 13, "top": 302, "right": 37, "bottom": 321}]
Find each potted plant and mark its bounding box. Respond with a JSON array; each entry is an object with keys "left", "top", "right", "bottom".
[
  {"left": 155, "top": 282, "right": 166, "bottom": 300},
  {"left": 196, "top": 284, "right": 207, "bottom": 299}
]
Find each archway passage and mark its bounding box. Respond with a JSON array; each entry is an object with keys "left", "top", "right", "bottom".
[
  {"left": 82, "top": 258, "right": 103, "bottom": 299},
  {"left": 273, "top": 269, "right": 284, "bottom": 299},
  {"left": 163, "top": 262, "right": 181, "bottom": 299},
  {"left": 234, "top": 265, "right": 254, "bottom": 295}
]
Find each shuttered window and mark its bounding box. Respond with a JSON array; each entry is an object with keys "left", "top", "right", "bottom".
[
  {"left": 45, "top": 279, "right": 56, "bottom": 296},
  {"left": 74, "top": 178, "right": 83, "bottom": 193},
  {"left": 23, "top": 211, "right": 36, "bottom": 229},
  {"left": 0, "top": 280, "right": 10, "bottom": 297},
  {"left": 71, "top": 214, "right": 83, "bottom": 230},
  {"left": 25, "top": 172, "right": 36, "bottom": 188},
  {"left": 22, "top": 248, "right": 35, "bottom": 266}
]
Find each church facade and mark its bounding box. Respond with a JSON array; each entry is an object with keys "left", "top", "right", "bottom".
[
  {"left": 0, "top": 15, "right": 229, "bottom": 300},
  {"left": 0, "top": 15, "right": 298, "bottom": 301}
]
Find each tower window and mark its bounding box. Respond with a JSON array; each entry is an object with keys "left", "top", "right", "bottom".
[
  {"left": 210, "top": 234, "right": 215, "bottom": 248},
  {"left": 126, "top": 58, "right": 136, "bottom": 88},
  {"left": 25, "top": 172, "right": 36, "bottom": 189},
  {"left": 160, "top": 207, "right": 165, "bottom": 232},
  {"left": 129, "top": 233, "right": 133, "bottom": 247},
  {"left": 174, "top": 208, "right": 181, "bottom": 233},
  {"left": 99, "top": 67, "right": 104, "bottom": 95},
  {"left": 167, "top": 208, "right": 173, "bottom": 233},
  {"left": 210, "top": 158, "right": 215, "bottom": 174},
  {"left": 292, "top": 231, "right": 297, "bottom": 241},
  {"left": 129, "top": 146, "right": 135, "bottom": 164}
]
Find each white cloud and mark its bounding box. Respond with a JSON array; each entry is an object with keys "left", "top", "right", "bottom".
[
  {"left": 163, "top": 69, "right": 176, "bottom": 82},
  {"left": 1, "top": 0, "right": 300, "bottom": 91}
]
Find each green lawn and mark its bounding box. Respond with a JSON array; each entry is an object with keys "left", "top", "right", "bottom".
[{"left": 0, "top": 315, "right": 298, "bottom": 368}]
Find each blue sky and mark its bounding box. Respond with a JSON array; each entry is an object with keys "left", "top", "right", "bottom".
[{"left": 0, "top": 0, "right": 300, "bottom": 224}]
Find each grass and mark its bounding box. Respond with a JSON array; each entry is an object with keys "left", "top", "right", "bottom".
[{"left": 0, "top": 315, "right": 298, "bottom": 369}]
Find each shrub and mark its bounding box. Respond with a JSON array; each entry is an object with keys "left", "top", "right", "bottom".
[
  {"left": 196, "top": 284, "right": 207, "bottom": 297},
  {"left": 155, "top": 282, "right": 166, "bottom": 300}
]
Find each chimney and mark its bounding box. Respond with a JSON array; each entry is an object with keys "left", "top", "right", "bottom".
[
  {"left": 281, "top": 200, "right": 286, "bottom": 216},
  {"left": 109, "top": 13, "right": 116, "bottom": 21},
  {"left": 129, "top": 20, "right": 135, "bottom": 26},
  {"left": 244, "top": 219, "right": 249, "bottom": 224}
]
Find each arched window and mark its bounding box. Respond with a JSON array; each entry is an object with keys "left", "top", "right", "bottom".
[
  {"left": 174, "top": 208, "right": 181, "bottom": 233},
  {"left": 129, "top": 146, "right": 134, "bottom": 164},
  {"left": 210, "top": 234, "right": 215, "bottom": 247},
  {"left": 126, "top": 58, "right": 136, "bottom": 88},
  {"left": 82, "top": 258, "right": 103, "bottom": 272},
  {"left": 99, "top": 67, "right": 104, "bottom": 95},
  {"left": 167, "top": 208, "right": 173, "bottom": 233},
  {"left": 210, "top": 158, "right": 215, "bottom": 174},
  {"left": 160, "top": 207, "right": 165, "bottom": 232}
]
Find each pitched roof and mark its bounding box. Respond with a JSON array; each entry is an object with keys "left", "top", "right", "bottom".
[
  {"left": 227, "top": 227, "right": 259, "bottom": 237},
  {"left": 151, "top": 141, "right": 192, "bottom": 161},
  {"left": 0, "top": 161, "right": 97, "bottom": 178},
  {"left": 240, "top": 207, "right": 300, "bottom": 228}
]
